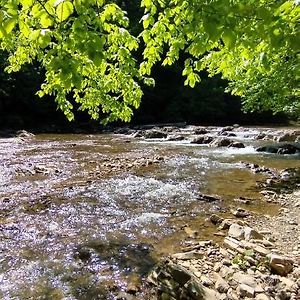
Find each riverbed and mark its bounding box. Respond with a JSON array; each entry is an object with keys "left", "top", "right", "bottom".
[{"left": 0, "top": 126, "right": 299, "bottom": 299}]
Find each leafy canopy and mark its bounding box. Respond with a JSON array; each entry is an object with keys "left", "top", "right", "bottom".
[{"left": 0, "top": 0, "right": 299, "bottom": 122}]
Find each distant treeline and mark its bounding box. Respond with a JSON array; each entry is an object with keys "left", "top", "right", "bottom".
[{"left": 0, "top": 51, "right": 289, "bottom": 132}]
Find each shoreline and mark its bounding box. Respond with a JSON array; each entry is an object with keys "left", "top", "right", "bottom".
[{"left": 141, "top": 188, "right": 300, "bottom": 300}]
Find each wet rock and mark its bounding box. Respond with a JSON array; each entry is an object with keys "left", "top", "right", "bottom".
[
  {"left": 220, "top": 126, "right": 234, "bottom": 133},
  {"left": 196, "top": 193, "right": 220, "bottom": 202},
  {"left": 16, "top": 130, "right": 35, "bottom": 138},
  {"left": 116, "top": 292, "right": 135, "bottom": 300},
  {"left": 256, "top": 133, "right": 267, "bottom": 140},
  {"left": 276, "top": 130, "right": 300, "bottom": 143},
  {"left": 267, "top": 254, "right": 294, "bottom": 276},
  {"left": 232, "top": 208, "right": 250, "bottom": 218},
  {"left": 210, "top": 214, "right": 224, "bottom": 225},
  {"left": 144, "top": 130, "right": 168, "bottom": 139},
  {"left": 149, "top": 261, "right": 210, "bottom": 300},
  {"left": 194, "top": 128, "right": 208, "bottom": 135},
  {"left": 210, "top": 138, "right": 232, "bottom": 147},
  {"left": 229, "top": 142, "right": 245, "bottom": 148},
  {"left": 166, "top": 135, "right": 185, "bottom": 141},
  {"left": 256, "top": 144, "right": 300, "bottom": 155},
  {"left": 219, "top": 219, "right": 233, "bottom": 230},
  {"left": 191, "top": 136, "right": 213, "bottom": 144}
]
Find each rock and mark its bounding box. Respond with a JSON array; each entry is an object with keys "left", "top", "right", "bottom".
[
  {"left": 116, "top": 292, "right": 135, "bottom": 300},
  {"left": 194, "top": 128, "right": 208, "bottom": 135},
  {"left": 228, "top": 224, "right": 245, "bottom": 240},
  {"left": 256, "top": 144, "right": 300, "bottom": 155},
  {"left": 215, "top": 274, "right": 230, "bottom": 293},
  {"left": 223, "top": 237, "right": 243, "bottom": 253},
  {"left": 237, "top": 283, "right": 255, "bottom": 298},
  {"left": 210, "top": 138, "right": 232, "bottom": 147},
  {"left": 203, "top": 287, "right": 222, "bottom": 300},
  {"left": 268, "top": 254, "right": 294, "bottom": 276},
  {"left": 196, "top": 193, "right": 220, "bottom": 202},
  {"left": 229, "top": 142, "right": 245, "bottom": 148},
  {"left": 144, "top": 130, "right": 168, "bottom": 139},
  {"left": 166, "top": 135, "right": 185, "bottom": 141},
  {"left": 244, "top": 227, "right": 264, "bottom": 241},
  {"left": 232, "top": 208, "right": 250, "bottom": 218},
  {"left": 172, "top": 251, "right": 203, "bottom": 260},
  {"left": 219, "top": 219, "right": 233, "bottom": 230},
  {"left": 210, "top": 214, "right": 224, "bottom": 225},
  {"left": 256, "top": 133, "right": 267, "bottom": 140},
  {"left": 277, "top": 144, "right": 300, "bottom": 155},
  {"left": 255, "top": 294, "right": 270, "bottom": 300},
  {"left": 276, "top": 130, "right": 300, "bottom": 142},
  {"left": 16, "top": 130, "right": 34, "bottom": 138},
  {"left": 191, "top": 136, "right": 213, "bottom": 144},
  {"left": 232, "top": 272, "right": 257, "bottom": 288},
  {"left": 200, "top": 275, "right": 214, "bottom": 287},
  {"left": 220, "top": 126, "right": 234, "bottom": 133},
  {"left": 184, "top": 226, "right": 199, "bottom": 239}
]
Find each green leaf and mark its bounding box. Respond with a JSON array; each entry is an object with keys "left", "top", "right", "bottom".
[
  {"left": 56, "top": 1, "right": 74, "bottom": 22},
  {"left": 40, "top": 13, "right": 54, "bottom": 28},
  {"left": 3, "top": 17, "right": 17, "bottom": 34},
  {"left": 222, "top": 29, "right": 236, "bottom": 48}
]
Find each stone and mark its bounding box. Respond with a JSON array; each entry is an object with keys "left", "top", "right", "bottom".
[
  {"left": 228, "top": 224, "right": 245, "bottom": 240},
  {"left": 255, "top": 294, "right": 270, "bottom": 300},
  {"left": 268, "top": 254, "right": 294, "bottom": 276},
  {"left": 168, "top": 264, "right": 192, "bottom": 285},
  {"left": 191, "top": 136, "right": 213, "bottom": 144},
  {"left": 200, "top": 275, "right": 214, "bottom": 287},
  {"left": 232, "top": 208, "right": 250, "bottom": 218},
  {"left": 215, "top": 274, "right": 230, "bottom": 293},
  {"left": 210, "top": 214, "right": 224, "bottom": 225},
  {"left": 244, "top": 227, "right": 264, "bottom": 241},
  {"left": 232, "top": 273, "right": 257, "bottom": 288},
  {"left": 144, "top": 130, "right": 168, "bottom": 139},
  {"left": 223, "top": 237, "right": 244, "bottom": 253},
  {"left": 219, "top": 219, "right": 233, "bottom": 230},
  {"left": 194, "top": 128, "right": 208, "bottom": 135},
  {"left": 229, "top": 142, "right": 245, "bottom": 148},
  {"left": 237, "top": 283, "right": 255, "bottom": 298},
  {"left": 166, "top": 135, "right": 185, "bottom": 141},
  {"left": 172, "top": 251, "right": 203, "bottom": 260},
  {"left": 210, "top": 138, "right": 233, "bottom": 147},
  {"left": 203, "top": 287, "right": 222, "bottom": 300}
]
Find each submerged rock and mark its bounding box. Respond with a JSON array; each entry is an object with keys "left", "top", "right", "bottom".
[
  {"left": 256, "top": 144, "right": 300, "bottom": 155},
  {"left": 144, "top": 130, "right": 168, "bottom": 139}
]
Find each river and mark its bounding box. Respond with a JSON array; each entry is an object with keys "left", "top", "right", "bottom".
[{"left": 0, "top": 126, "right": 299, "bottom": 299}]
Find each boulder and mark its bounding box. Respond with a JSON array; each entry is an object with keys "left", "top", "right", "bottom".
[
  {"left": 228, "top": 224, "right": 245, "bottom": 240},
  {"left": 167, "top": 135, "right": 185, "bottom": 141},
  {"left": 210, "top": 214, "right": 224, "bottom": 225},
  {"left": 267, "top": 254, "right": 294, "bottom": 276},
  {"left": 16, "top": 130, "right": 34, "bottom": 138},
  {"left": 191, "top": 136, "right": 213, "bottom": 144},
  {"left": 229, "top": 142, "right": 245, "bottom": 148},
  {"left": 194, "top": 128, "right": 208, "bottom": 135},
  {"left": 276, "top": 130, "right": 300, "bottom": 142},
  {"left": 210, "top": 138, "right": 232, "bottom": 147},
  {"left": 144, "top": 130, "right": 168, "bottom": 139}
]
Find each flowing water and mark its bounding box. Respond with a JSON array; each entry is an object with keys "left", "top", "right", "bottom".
[{"left": 0, "top": 126, "right": 299, "bottom": 299}]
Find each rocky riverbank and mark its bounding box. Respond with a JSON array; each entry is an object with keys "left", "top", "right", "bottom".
[{"left": 138, "top": 186, "right": 299, "bottom": 300}]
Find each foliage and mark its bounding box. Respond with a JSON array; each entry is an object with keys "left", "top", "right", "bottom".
[{"left": 0, "top": 0, "right": 299, "bottom": 122}]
